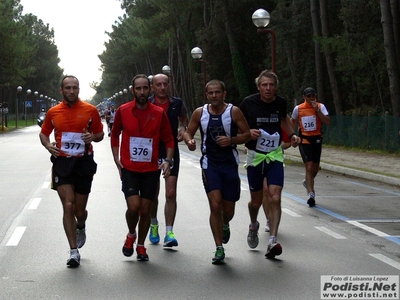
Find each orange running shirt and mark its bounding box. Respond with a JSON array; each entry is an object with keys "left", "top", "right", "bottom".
[
  {"left": 292, "top": 101, "right": 328, "bottom": 144},
  {"left": 40, "top": 99, "right": 103, "bottom": 156}
]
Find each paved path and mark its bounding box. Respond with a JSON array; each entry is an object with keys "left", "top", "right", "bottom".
[{"left": 284, "top": 145, "right": 400, "bottom": 187}]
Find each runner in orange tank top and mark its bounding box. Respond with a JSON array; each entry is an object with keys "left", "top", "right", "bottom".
[{"left": 291, "top": 87, "right": 331, "bottom": 207}]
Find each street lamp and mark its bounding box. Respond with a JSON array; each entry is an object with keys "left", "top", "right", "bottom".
[
  {"left": 252, "top": 9, "right": 276, "bottom": 73},
  {"left": 25, "top": 89, "right": 31, "bottom": 126},
  {"left": 33, "top": 91, "right": 38, "bottom": 123},
  {"left": 148, "top": 75, "right": 153, "bottom": 85},
  {"left": 39, "top": 94, "right": 43, "bottom": 108},
  {"left": 123, "top": 88, "right": 128, "bottom": 103},
  {"left": 162, "top": 65, "right": 174, "bottom": 96},
  {"left": 162, "top": 65, "right": 170, "bottom": 75},
  {"left": 128, "top": 85, "right": 133, "bottom": 99},
  {"left": 191, "top": 47, "right": 207, "bottom": 104},
  {"left": 119, "top": 91, "right": 123, "bottom": 104},
  {"left": 16, "top": 86, "right": 22, "bottom": 128}
]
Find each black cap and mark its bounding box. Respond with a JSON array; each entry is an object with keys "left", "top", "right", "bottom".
[{"left": 303, "top": 87, "right": 316, "bottom": 96}]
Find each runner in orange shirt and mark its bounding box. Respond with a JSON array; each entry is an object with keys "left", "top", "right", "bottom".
[
  {"left": 291, "top": 87, "right": 331, "bottom": 207},
  {"left": 39, "top": 75, "right": 104, "bottom": 267}
]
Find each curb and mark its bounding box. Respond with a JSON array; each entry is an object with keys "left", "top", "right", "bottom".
[{"left": 284, "top": 154, "right": 400, "bottom": 187}]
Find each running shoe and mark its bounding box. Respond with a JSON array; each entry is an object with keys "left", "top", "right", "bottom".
[
  {"left": 122, "top": 233, "right": 136, "bottom": 257},
  {"left": 247, "top": 221, "right": 259, "bottom": 249},
  {"left": 67, "top": 249, "right": 80, "bottom": 267},
  {"left": 136, "top": 246, "right": 149, "bottom": 261},
  {"left": 265, "top": 242, "right": 282, "bottom": 259},
  {"left": 307, "top": 197, "right": 316, "bottom": 207},
  {"left": 222, "top": 225, "right": 230, "bottom": 244},
  {"left": 76, "top": 228, "right": 86, "bottom": 248},
  {"left": 212, "top": 247, "right": 225, "bottom": 264},
  {"left": 149, "top": 224, "right": 160, "bottom": 244},
  {"left": 163, "top": 231, "right": 178, "bottom": 247},
  {"left": 265, "top": 220, "right": 270, "bottom": 232}
]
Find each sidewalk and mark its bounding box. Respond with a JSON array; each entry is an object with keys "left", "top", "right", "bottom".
[
  {"left": 283, "top": 146, "right": 400, "bottom": 187},
  {"left": 193, "top": 132, "right": 400, "bottom": 187}
]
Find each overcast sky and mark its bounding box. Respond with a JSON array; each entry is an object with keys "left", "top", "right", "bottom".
[{"left": 19, "top": 0, "right": 124, "bottom": 100}]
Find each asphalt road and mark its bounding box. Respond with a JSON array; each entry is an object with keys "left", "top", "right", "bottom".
[{"left": 0, "top": 125, "right": 399, "bottom": 300}]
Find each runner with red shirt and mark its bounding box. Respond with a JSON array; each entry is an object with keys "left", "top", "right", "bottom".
[{"left": 111, "top": 74, "right": 175, "bottom": 261}]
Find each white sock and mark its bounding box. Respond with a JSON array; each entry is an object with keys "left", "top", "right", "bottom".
[{"left": 166, "top": 226, "right": 173, "bottom": 233}]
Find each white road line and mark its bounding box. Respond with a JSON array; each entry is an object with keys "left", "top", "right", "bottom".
[
  {"left": 6, "top": 227, "right": 27, "bottom": 246},
  {"left": 42, "top": 181, "right": 50, "bottom": 189},
  {"left": 370, "top": 253, "right": 400, "bottom": 271},
  {"left": 29, "top": 198, "right": 41, "bottom": 210},
  {"left": 351, "top": 219, "right": 400, "bottom": 223},
  {"left": 346, "top": 220, "right": 389, "bottom": 237},
  {"left": 282, "top": 208, "right": 302, "bottom": 217},
  {"left": 315, "top": 226, "right": 347, "bottom": 239}
]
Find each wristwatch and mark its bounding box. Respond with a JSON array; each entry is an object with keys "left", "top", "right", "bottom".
[{"left": 165, "top": 159, "right": 174, "bottom": 167}]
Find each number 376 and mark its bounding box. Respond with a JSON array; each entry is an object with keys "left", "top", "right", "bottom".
[{"left": 132, "top": 147, "right": 149, "bottom": 156}]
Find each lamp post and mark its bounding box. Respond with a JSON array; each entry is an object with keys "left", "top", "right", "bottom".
[
  {"left": 119, "top": 91, "right": 123, "bottom": 105},
  {"left": 123, "top": 88, "right": 128, "bottom": 103},
  {"left": 252, "top": 9, "right": 276, "bottom": 73},
  {"left": 33, "top": 91, "right": 38, "bottom": 124},
  {"left": 148, "top": 75, "right": 153, "bottom": 85},
  {"left": 162, "top": 65, "right": 174, "bottom": 96},
  {"left": 16, "top": 86, "right": 22, "bottom": 128},
  {"left": 191, "top": 47, "right": 207, "bottom": 104},
  {"left": 114, "top": 92, "right": 119, "bottom": 107},
  {"left": 25, "top": 89, "right": 31, "bottom": 126},
  {"left": 39, "top": 94, "right": 44, "bottom": 112},
  {"left": 128, "top": 85, "right": 133, "bottom": 99}
]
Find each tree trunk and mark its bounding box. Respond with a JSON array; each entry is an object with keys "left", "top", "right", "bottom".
[
  {"left": 219, "top": 0, "right": 250, "bottom": 101},
  {"left": 283, "top": 42, "right": 299, "bottom": 105},
  {"left": 390, "top": 0, "right": 400, "bottom": 67},
  {"left": 310, "top": 0, "right": 325, "bottom": 104},
  {"left": 319, "top": 0, "right": 342, "bottom": 115},
  {"left": 381, "top": 0, "right": 400, "bottom": 116}
]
